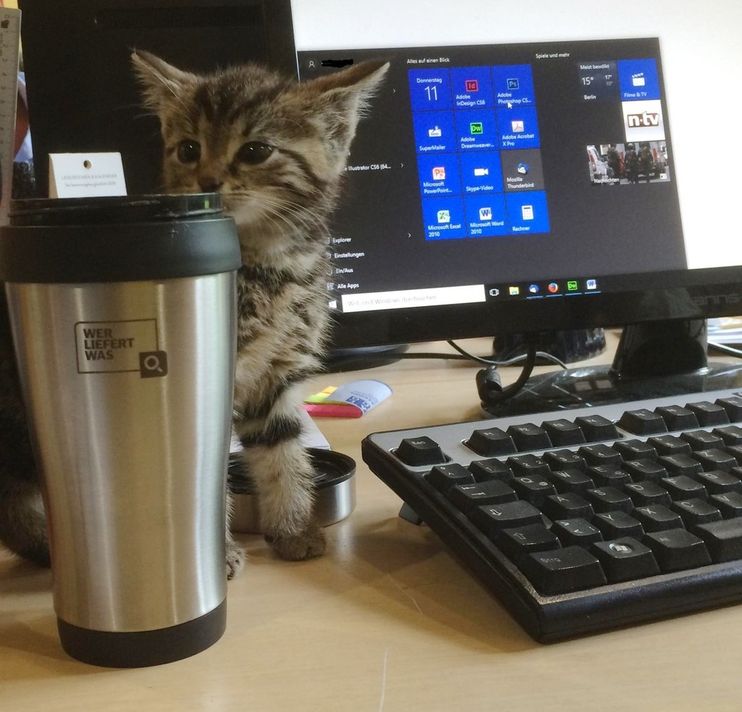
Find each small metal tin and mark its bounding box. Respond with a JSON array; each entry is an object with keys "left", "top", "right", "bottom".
[{"left": 228, "top": 448, "right": 356, "bottom": 533}]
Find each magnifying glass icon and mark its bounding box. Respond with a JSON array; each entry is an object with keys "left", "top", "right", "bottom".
[
  {"left": 139, "top": 351, "right": 168, "bottom": 378},
  {"left": 143, "top": 354, "right": 162, "bottom": 372}
]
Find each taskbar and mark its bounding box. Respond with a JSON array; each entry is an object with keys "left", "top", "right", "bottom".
[{"left": 332, "top": 276, "right": 603, "bottom": 313}]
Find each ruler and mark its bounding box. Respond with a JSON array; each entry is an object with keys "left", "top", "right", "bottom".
[{"left": 0, "top": 8, "right": 20, "bottom": 223}]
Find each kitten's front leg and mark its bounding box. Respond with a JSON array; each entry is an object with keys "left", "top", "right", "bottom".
[
  {"left": 225, "top": 490, "right": 246, "bottom": 580},
  {"left": 235, "top": 392, "right": 326, "bottom": 561}
]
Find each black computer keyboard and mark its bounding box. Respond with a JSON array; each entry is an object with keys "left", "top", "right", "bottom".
[{"left": 361, "top": 388, "right": 742, "bottom": 641}]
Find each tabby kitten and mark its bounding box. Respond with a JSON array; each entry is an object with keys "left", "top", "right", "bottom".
[{"left": 130, "top": 51, "right": 388, "bottom": 577}]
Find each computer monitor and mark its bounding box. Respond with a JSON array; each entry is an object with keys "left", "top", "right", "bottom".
[
  {"left": 18, "top": 0, "right": 742, "bottom": 411},
  {"left": 18, "top": 0, "right": 297, "bottom": 195},
  {"left": 288, "top": 1, "right": 742, "bottom": 408}
]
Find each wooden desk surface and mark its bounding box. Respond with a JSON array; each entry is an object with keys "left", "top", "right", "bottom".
[{"left": 3, "top": 336, "right": 741, "bottom": 711}]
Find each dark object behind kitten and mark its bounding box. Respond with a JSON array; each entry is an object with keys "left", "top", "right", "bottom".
[{"left": 0, "top": 53, "right": 387, "bottom": 577}]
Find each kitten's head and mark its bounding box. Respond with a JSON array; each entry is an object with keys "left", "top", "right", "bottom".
[{"left": 131, "top": 50, "right": 387, "bottom": 256}]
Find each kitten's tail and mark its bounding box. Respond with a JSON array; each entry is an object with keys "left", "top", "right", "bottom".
[{"left": 0, "top": 477, "right": 49, "bottom": 566}]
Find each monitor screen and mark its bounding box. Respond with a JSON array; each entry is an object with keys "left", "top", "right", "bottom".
[{"left": 290, "top": 2, "right": 742, "bottom": 350}]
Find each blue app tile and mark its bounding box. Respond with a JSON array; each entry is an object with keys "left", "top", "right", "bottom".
[
  {"left": 459, "top": 151, "right": 503, "bottom": 195},
  {"left": 506, "top": 191, "right": 550, "bottom": 234},
  {"left": 412, "top": 111, "right": 456, "bottom": 153},
  {"left": 416, "top": 153, "right": 462, "bottom": 196},
  {"left": 421, "top": 197, "right": 467, "bottom": 240},
  {"left": 451, "top": 66, "right": 495, "bottom": 110},
  {"left": 465, "top": 194, "right": 508, "bottom": 237},
  {"left": 454, "top": 110, "right": 500, "bottom": 151},
  {"left": 497, "top": 106, "right": 541, "bottom": 149},
  {"left": 491, "top": 64, "right": 536, "bottom": 107},
  {"left": 408, "top": 68, "right": 453, "bottom": 111},
  {"left": 617, "top": 59, "right": 660, "bottom": 101}
]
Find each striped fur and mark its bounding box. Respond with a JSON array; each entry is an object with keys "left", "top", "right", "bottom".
[{"left": 132, "top": 51, "right": 388, "bottom": 576}]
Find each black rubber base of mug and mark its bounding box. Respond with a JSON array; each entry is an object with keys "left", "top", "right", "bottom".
[{"left": 57, "top": 599, "right": 226, "bottom": 668}]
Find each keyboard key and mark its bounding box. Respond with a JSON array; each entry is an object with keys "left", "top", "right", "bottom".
[
  {"left": 649, "top": 435, "right": 692, "bottom": 456},
  {"left": 544, "top": 449, "right": 587, "bottom": 472},
  {"left": 521, "top": 546, "right": 607, "bottom": 595},
  {"left": 624, "top": 480, "right": 673, "bottom": 508},
  {"left": 496, "top": 523, "right": 561, "bottom": 564},
  {"left": 661, "top": 474, "right": 707, "bottom": 501},
  {"left": 585, "top": 487, "right": 634, "bottom": 513},
  {"left": 587, "top": 465, "right": 631, "bottom": 487},
  {"left": 470, "top": 500, "right": 543, "bottom": 536},
  {"left": 710, "top": 492, "right": 742, "bottom": 519},
  {"left": 426, "top": 464, "right": 474, "bottom": 492},
  {"left": 541, "top": 418, "right": 586, "bottom": 446},
  {"left": 713, "top": 425, "right": 742, "bottom": 446},
  {"left": 468, "top": 458, "right": 514, "bottom": 483},
  {"left": 658, "top": 454, "right": 703, "bottom": 477},
  {"left": 715, "top": 396, "right": 742, "bottom": 422},
  {"left": 693, "top": 448, "right": 737, "bottom": 472},
  {"left": 590, "top": 538, "right": 660, "bottom": 582},
  {"left": 643, "top": 529, "right": 711, "bottom": 572},
  {"left": 695, "top": 518, "right": 742, "bottom": 562},
  {"left": 575, "top": 415, "right": 620, "bottom": 442},
  {"left": 727, "top": 445, "right": 742, "bottom": 465},
  {"left": 593, "top": 511, "right": 645, "bottom": 540},
  {"left": 506, "top": 423, "right": 552, "bottom": 452},
  {"left": 447, "top": 481, "right": 517, "bottom": 512},
  {"left": 578, "top": 443, "right": 623, "bottom": 467},
  {"left": 465, "top": 427, "right": 516, "bottom": 457},
  {"left": 397, "top": 436, "right": 446, "bottom": 466},
  {"left": 686, "top": 401, "right": 730, "bottom": 426},
  {"left": 542, "top": 492, "right": 594, "bottom": 521},
  {"left": 511, "top": 476, "right": 557, "bottom": 507},
  {"left": 617, "top": 408, "right": 668, "bottom": 435},
  {"left": 633, "top": 505, "right": 684, "bottom": 532},
  {"left": 547, "top": 468, "right": 595, "bottom": 494},
  {"left": 670, "top": 498, "right": 722, "bottom": 529},
  {"left": 680, "top": 430, "right": 724, "bottom": 451},
  {"left": 695, "top": 470, "right": 742, "bottom": 495},
  {"left": 552, "top": 518, "right": 603, "bottom": 547},
  {"left": 655, "top": 405, "right": 699, "bottom": 431},
  {"left": 613, "top": 439, "right": 658, "bottom": 461},
  {"left": 622, "top": 459, "right": 668, "bottom": 482},
  {"left": 506, "top": 454, "right": 551, "bottom": 478}
]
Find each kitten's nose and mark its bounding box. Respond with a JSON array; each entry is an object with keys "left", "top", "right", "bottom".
[{"left": 198, "top": 175, "right": 223, "bottom": 192}]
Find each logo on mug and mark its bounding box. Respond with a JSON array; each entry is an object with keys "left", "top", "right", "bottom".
[{"left": 139, "top": 351, "right": 169, "bottom": 378}]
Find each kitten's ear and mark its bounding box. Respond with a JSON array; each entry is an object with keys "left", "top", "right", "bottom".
[
  {"left": 304, "top": 60, "right": 389, "bottom": 106},
  {"left": 131, "top": 49, "right": 196, "bottom": 112},
  {"left": 298, "top": 60, "right": 390, "bottom": 172}
]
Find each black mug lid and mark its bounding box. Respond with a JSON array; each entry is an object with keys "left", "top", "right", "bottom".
[
  {"left": 9, "top": 194, "right": 224, "bottom": 226},
  {"left": 0, "top": 194, "right": 242, "bottom": 283}
]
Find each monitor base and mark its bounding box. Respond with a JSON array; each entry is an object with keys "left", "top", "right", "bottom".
[
  {"left": 481, "top": 361, "right": 742, "bottom": 418},
  {"left": 482, "top": 318, "right": 742, "bottom": 417}
]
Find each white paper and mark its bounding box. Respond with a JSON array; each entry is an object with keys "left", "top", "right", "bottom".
[{"left": 49, "top": 152, "right": 127, "bottom": 198}]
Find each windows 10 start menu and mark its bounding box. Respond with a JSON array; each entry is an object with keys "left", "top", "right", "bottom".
[{"left": 298, "top": 38, "right": 685, "bottom": 312}]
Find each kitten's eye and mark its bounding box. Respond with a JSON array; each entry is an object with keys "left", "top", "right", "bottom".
[
  {"left": 236, "top": 141, "right": 274, "bottom": 165},
  {"left": 177, "top": 140, "right": 201, "bottom": 164}
]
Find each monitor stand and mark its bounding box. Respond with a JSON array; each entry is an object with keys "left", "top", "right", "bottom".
[{"left": 481, "top": 318, "right": 742, "bottom": 417}]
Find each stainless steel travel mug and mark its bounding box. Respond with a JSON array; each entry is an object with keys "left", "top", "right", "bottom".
[{"left": 0, "top": 194, "right": 241, "bottom": 667}]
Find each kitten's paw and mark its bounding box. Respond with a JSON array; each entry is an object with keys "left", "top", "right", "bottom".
[
  {"left": 265, "top": 524, "right": 326, "bottom": 561},
  {"left": 226, "top": 541, "right": 246, "bottom": 580}
]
